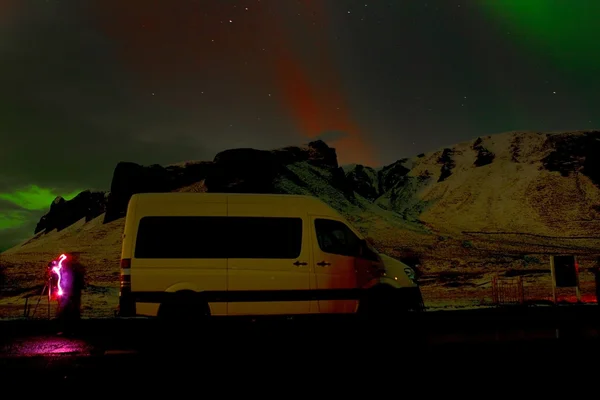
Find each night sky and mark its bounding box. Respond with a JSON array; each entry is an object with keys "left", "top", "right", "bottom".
[{"left": 1, "top": 0, "right": 600, "bottom": 250}]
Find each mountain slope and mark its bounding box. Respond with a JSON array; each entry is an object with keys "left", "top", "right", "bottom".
[{"left": 407, "top": 131, "right": 600, "bottom": 237}]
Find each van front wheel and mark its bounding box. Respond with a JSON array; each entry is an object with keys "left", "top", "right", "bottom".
[{"left": 358, "top": 286, "right": 421, "bottom": 322}]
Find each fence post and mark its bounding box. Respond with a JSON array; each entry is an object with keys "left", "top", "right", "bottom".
[
  {"left": 518, "top": 276, "right": 524, "bottom": 305},
  {"left": 23, "top": 297, "right": 29, "bottom": 317}
]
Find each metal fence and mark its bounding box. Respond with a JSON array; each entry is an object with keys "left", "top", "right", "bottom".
[{"left": 492, "top": 274, "right": 524, "bottom": 306}]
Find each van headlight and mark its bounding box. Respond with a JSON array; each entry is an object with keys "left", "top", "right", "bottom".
[{"left": 403, "top": 266, "right": 416, "bottom": 283}]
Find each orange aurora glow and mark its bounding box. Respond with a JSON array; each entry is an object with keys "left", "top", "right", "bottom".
[
  {"left": 268, "top": 1, "right": 376, "bottom": 166},
  {"left": 0, "top": 0, "right": 19, "bottom": 23},
  {"left": 90, "top": 0, "right": 376, "bottom": 166}
]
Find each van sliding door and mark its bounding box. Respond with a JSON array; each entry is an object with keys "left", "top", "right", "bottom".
[{"left": 226, "top": 203, "right": 311, "bottom": 316}]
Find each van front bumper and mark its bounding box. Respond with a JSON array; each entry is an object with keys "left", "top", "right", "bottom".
[{"left": 397, "top": 286, "right": 426, "bottom": 312}]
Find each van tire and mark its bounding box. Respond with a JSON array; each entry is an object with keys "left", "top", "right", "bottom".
[
  {"left": 358, "top": 285, "right": 396, "bottom": 320},
  {"left": 157, "top": 291, "right": 211, "bottom": 331},
  {"left": 359, "top": 287, "right": 424, "bottom": 342},
  {"left": 359, "top": 285, "right": 421, "bottom": 321}
]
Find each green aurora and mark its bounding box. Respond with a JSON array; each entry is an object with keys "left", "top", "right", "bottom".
[
  {"left": 479, "top": 1, "right": 600, "bottom": 76},
  {"left": 0, "top": 211, "right": 27, "bottom": 230},
  {"left": 0, "top": 185, "right": 81, "bottom": 230}
]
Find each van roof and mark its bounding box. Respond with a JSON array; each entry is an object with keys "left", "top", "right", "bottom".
[{"left": 130, "top": 192, "right": 341, "bottom": 216}]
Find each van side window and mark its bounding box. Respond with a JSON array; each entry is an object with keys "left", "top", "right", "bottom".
[
  {"left": 135, "top": 216, "right": 228, "bottom": 259},
  {"left": 228, "top": 217, "right": 303, "bottom": 259},
  {"left": 134, "top": 216, "right": 302, "bottom": 259},
  {"left": 314, "top": 219, "right": 361, "bottom": 257}
]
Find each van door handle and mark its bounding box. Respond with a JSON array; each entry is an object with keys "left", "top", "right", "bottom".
[
  {"left": 293, "top": 261, "right": 308, "bottom": 266},
  {"left": 317, "top": 261, "right": 331, "bottom": 267}
]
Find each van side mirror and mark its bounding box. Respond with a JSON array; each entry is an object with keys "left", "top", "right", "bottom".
[
  {"left": 358, "top": 239, "right": 367, "bottom": 257},
  {"left": 359, "top": 239, "right": 378, "bottom": 261}
]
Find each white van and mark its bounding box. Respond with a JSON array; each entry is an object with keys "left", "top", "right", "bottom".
[{"left": 118, "top": 193, "right": 424, "bottom": 320}]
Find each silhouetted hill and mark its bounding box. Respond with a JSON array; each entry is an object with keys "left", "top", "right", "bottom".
[
  {"left": 103, "top": 140, "right": 349, "bottom": 223},
  {"left": 34, "top": 190, "right": 108, "bottom": 234}
]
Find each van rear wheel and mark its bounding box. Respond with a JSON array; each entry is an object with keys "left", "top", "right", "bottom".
[{"left": 157, "top": 292, "right": 211, "bottom": 333}]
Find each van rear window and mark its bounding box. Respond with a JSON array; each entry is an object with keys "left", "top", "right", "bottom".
[{"left": 134, "top": 216, "right": 302, "bottom": 259}]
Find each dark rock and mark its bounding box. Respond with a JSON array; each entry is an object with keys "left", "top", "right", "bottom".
[
  {"left": 35, "top": 190, "right": 107, "bottom": 234},
  {"left": 213, "top": 148, "right": 272, "bottom": 165},
  {"left": 345, "top": 165, "right": 379, "bottom": 201},
  {"left": 582, "top": 138, "right": 600, "bottom": 186},
  {"left": 378, "top": 159, "right": 410, "bottom": 193},
  {"left": 103, "top": 141, "right": 343, "bottom": 224},
  {"left": 104, "top": 161, "right": 212, "bottom": 223},
  {"left": 207, "top": 148, "right": 279, "bottom": 193},
  {"left": 207, "top": 141, "right": 340, "bottom": 193},
  {"left": 418, "top": 170, "right": 432, "bottom": 182},
  {"left": 510, "top": 135, "right": 522, "bottom": 162},
  {"left": 472, "top": 138, "right": 495, "bottom": 167},
  {"left": 437, "top": 148, "right": 455, "bottom": 182},
  {"left": 165, "top": 162, "right": 215, "bottom": 186},
  {"left": 331, "top": 166, "right": 355, "bottom": 198},
  {"left": 542, "top": 131, "right": 600, "bottom": 184},
  {"left": 306, "top": 140, "right": 338, "bottom": 168},
  {"left": 474, "top": 148, "right": 495, "bottom": 167}
]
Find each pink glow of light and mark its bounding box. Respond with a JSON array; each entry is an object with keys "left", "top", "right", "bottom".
[{"left": 52, "top": 254, "right": 67, "bottom": 297}]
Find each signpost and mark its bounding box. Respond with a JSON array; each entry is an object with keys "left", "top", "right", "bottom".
[{"left": 550, "top": 255, "right": 580, "bottom": 303}]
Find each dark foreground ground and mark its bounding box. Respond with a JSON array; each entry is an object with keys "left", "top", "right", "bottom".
[{"left": 2, "top": 306, "right": 600, "bottom": 388}]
